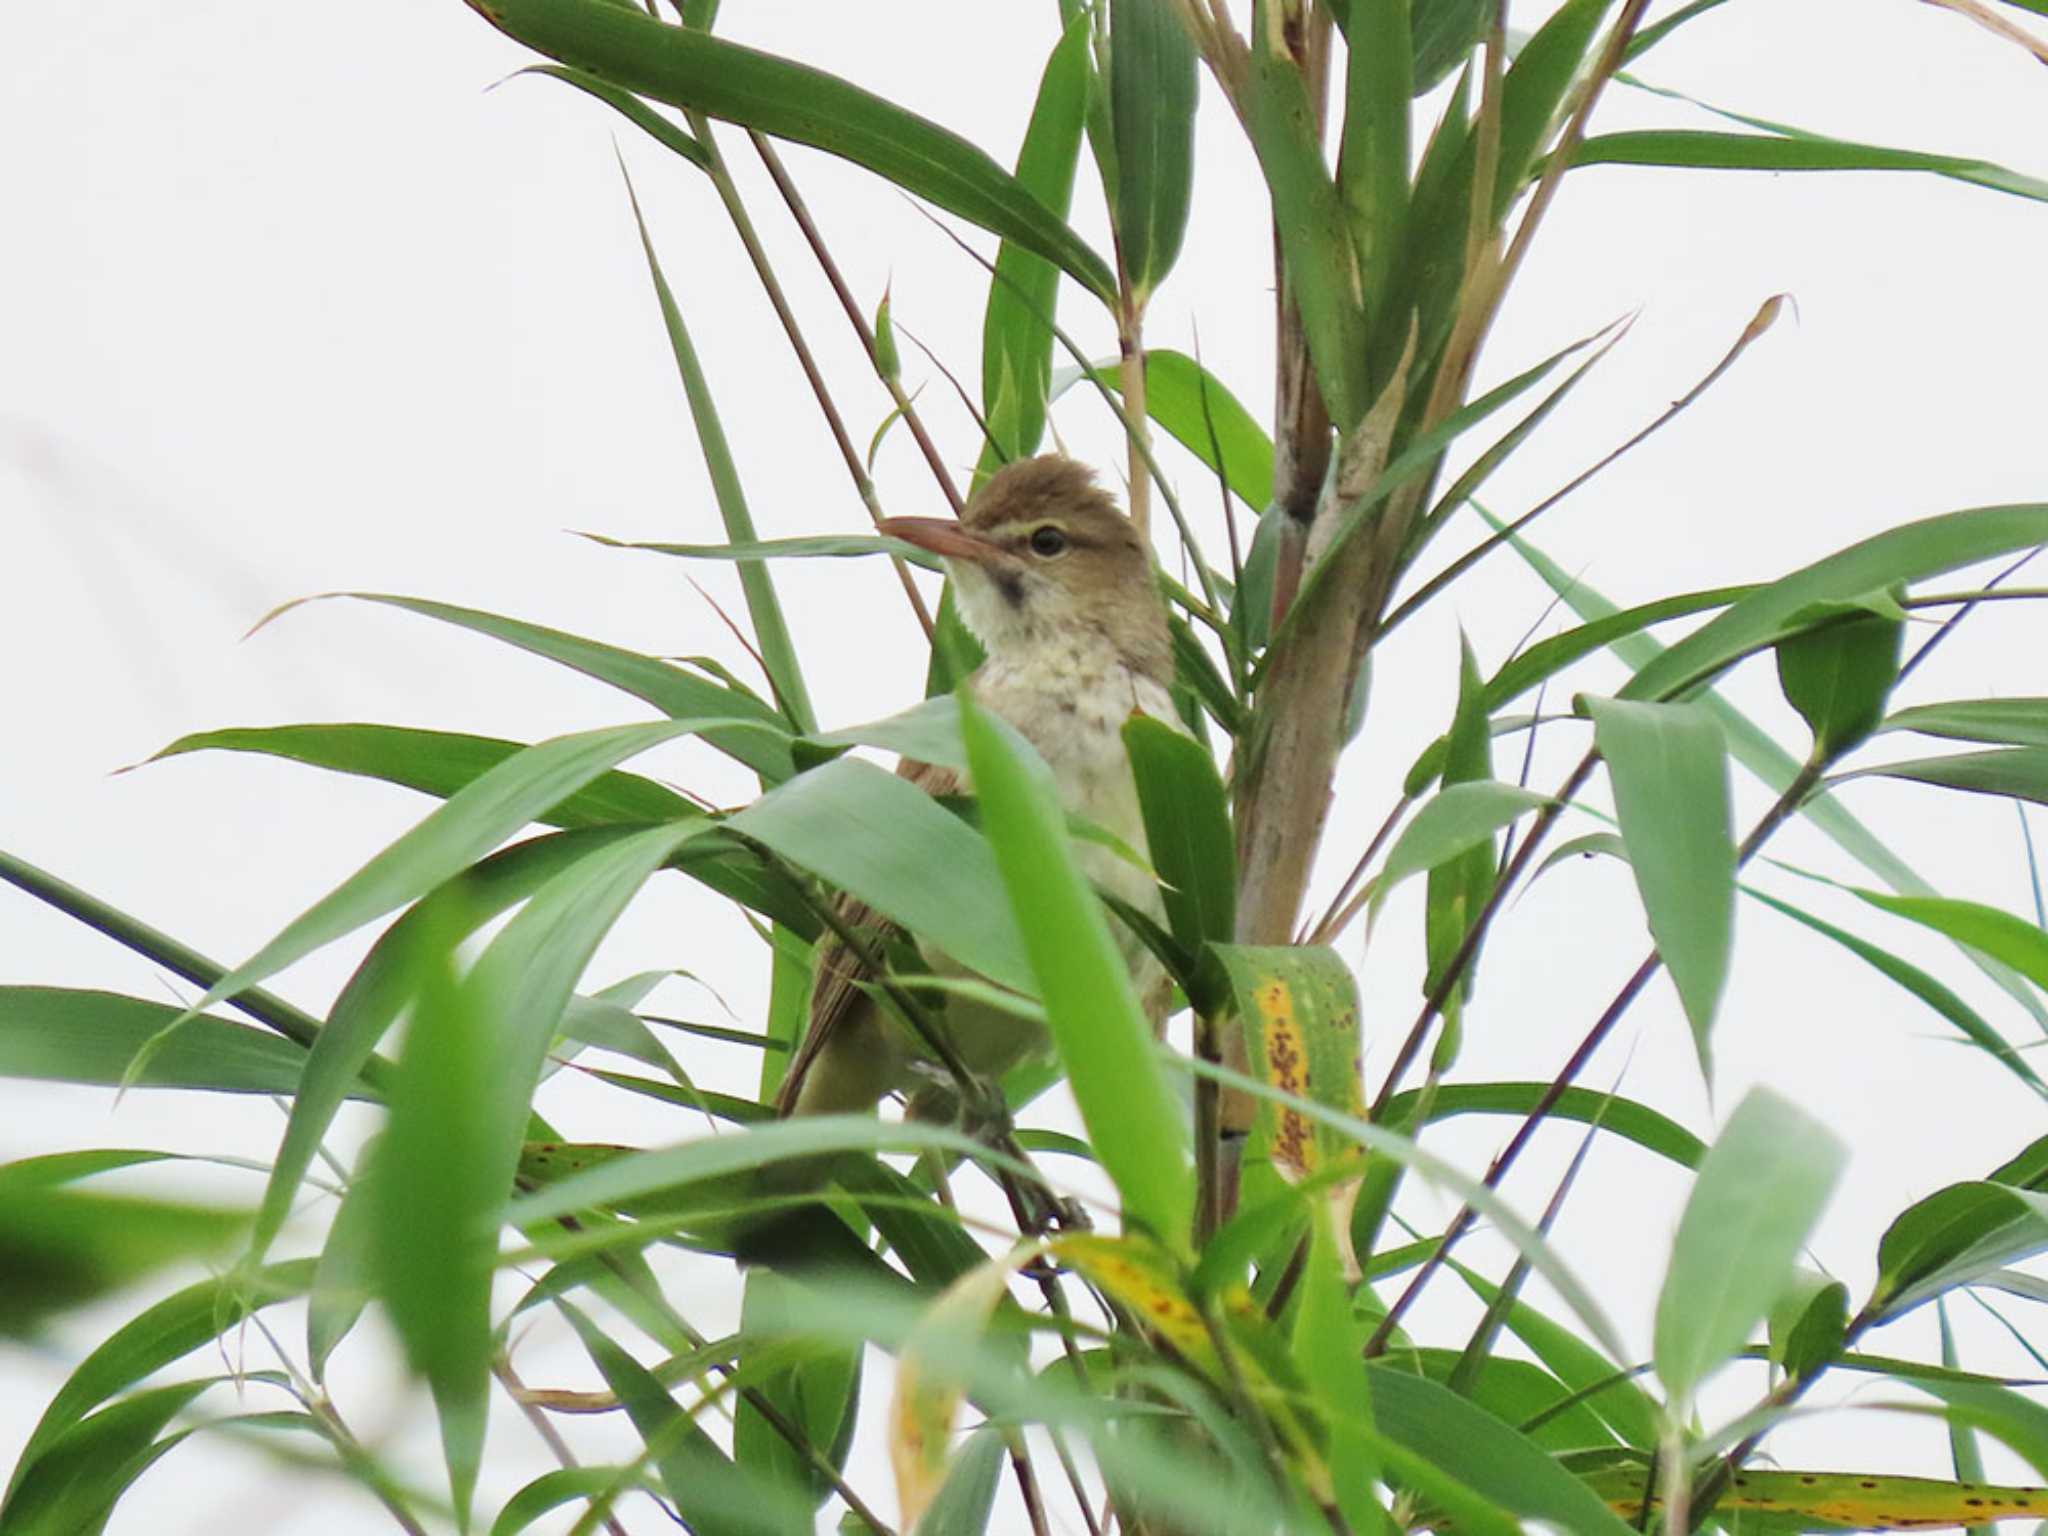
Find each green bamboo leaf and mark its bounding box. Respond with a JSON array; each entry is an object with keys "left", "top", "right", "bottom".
[
  {"left": 1585, "top": 697, "right": 1735, "bottom": 1075},
  {"left": 1768, "top": 1267, "right": 1849, "bottom": 1381},
  {"left": 1409, "top": 0, "right": 1490, "bottom": 92},
  {"left": 1885, "top": 698, "right": 2048, "bottom": 749},
  {"left": 1183, "top": 1053, "right": 1628, "bottom": 1362},
  {"left": 1424, "top": 639, "right": 1499, "bottom": 1016},
  {"left": 912, "top": 1421, "right": 1006, "bottom": 1536},
  {"left": 1297, "top": 1203, "right": 1392, "bottom": 1536},
  {"left": 1274, "top": 322, "right": 1615, "bottom": 645},
  {"left": 729, "top": 756, "right": 1033, "bottom": 994},
  {"left": 795, "top": 695, "right": 966, "bottom": 774},
  {"left": 1775, "top": 603, "right": 1906, "bottom": 760},
  {"left": 957, "top": 691, "right": 1192, "bottom": 1247},
  {"left": 584, "top": 530, "right": 938, "bottom": 570},
  {"left": 873, "top": 286, "right": 901, "bottom": 385},
  {"left": 248, "top": 830, "right": 651, "bottom": 1264},
  {"left": 308, "top": 1162, "right": 377, "bottom": 1383},
  {"left": 556, "top": 1298, "right": 811, "bottom": 1534},
  {"left": 1124, "top": 716, "right": 1234, "bottom": 950},
  {"left": 316, "top": 592, "right": 795, "bottom": 781},
  {"left": 1404, "top": 1349, "right": 1617, "bottom": 1454},
  {"left": 1747, "top": 888, "right": 2044, "bottom": 1097},
  {"left": 1367, "top": 1367, "right": 1638, "bottom": 1534},
  {"left": 1243, "top": 21, "right": 1371, "bottom": 429},
  {"left": 1484, "top": 586, "right": 1754, "bottom": 712},
  {"left": 1492, "top": 0, "right": 1616, "bottom": 216},
  {"left": 733, "top": 1270, "right": 861, "bottom": 1512},
  {"left": 151, "top": 723, "right": 695, "bottom": 828},
  {"left": 512, "top": 63, "right": 710, "bottom": 167},
  {"left": 510, "top": 1117, "right": 1004, "bottom": 1227},
  {"left": 371, "top": 821, "right": 700, "bottom": 1523},
  {"left": 619, "top": 163, "right": 815, "bottom": 734},
  {"left": 1654, "top": 1086, "right": 1846, "bottom": 1406},
  {"left": 1369, "top": 782, "right": 1551, "bottom": 926},
  {"left": 979, "top": 14, "right": 1090, "bottom": 474},
  {"left": 1445, "top": 1259, "right": 1662, "bottom": 1450},
  {"left": 490, "top": 1467, "right": 654, "bottom": 1536},
  {"left": 2, "top": 1260, "right": 314, "bottom": 1508},
  {"left": 1851, "top": 889, "right": 2048, "bottom": 994},
  {"left": 165, "top": 720, "right": 715, "bottom": 1032},
  {"left": 0, "top": 1182, "right": 249, "bottom": 1337},
  {"left": 0, "top": 1380, "right": 214, "bottom": 1534},
  {"left": 1574, "top": 129, "right": 2048, "bottom": 206},
  {"left": 1383, "top": 1081, "right": 1706, "bottom": 1169},
  {"left": 1846, "top": 747, "right": 2048, "bottom": 810},
  {"left": 1066, "top": 349, "right": 1275, "bottom": 511},
  {"left": 1626, "top": 509, "right": 2048, "bottom": 703},
  {"left": 467, "top": 0, "right": 1116, "bottom": 299},
  {"left": 1488, "top": 509, "right": 2048, "bottom": 1029},
  {"left": 1906, "top": 1376, "right": 2048, "bottom": 1482},
  {"left": 1338, "top": 0, "right": 1411, "bottom": 312},
  {"left": 1110, "top": 0, "right": 1198, "bottom": 302},
  {"left": 0, "top": 987, "right": 345, "bottom": 1098},
  {"left": 1872, "top": 1182, "right": 2048, "bottom": 1324},
  {"left": 1623, "top": 0, "right": 1733, "bottom": 61}
]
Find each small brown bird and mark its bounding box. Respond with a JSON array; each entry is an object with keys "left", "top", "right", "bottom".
[{"left": 775, "top": 455, "right": 1178, "bottom": 1122}]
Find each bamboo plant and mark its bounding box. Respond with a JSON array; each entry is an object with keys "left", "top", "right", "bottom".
[{"left": 10, "top": 0, "right": 2048, "bottom": 1532}]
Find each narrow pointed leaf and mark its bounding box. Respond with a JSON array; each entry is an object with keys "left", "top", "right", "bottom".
[
  {"left": 621, "top": 164, "right": 815, "bottom": 733},
  {"left": 1574, "top": 127, "right": 2048, "bottom": 205},
  {"left": 172, "top": 720, "right": 713, "bottom": 1025},
  {"left": 1884, "top": 698, "right": 2048, "bottom": 749},
  {"left": 1622, "top": 504, "right": 2048, "bottom": 703},
  {"left": 322, "top": 593, "right": 794, "bottom": 779},
  {"left": 1490, "top": 510, "right": 2048, "bottom": 1028},
  {"left": 1124, "top": 716, "right": 1235, "bottom": 949},
  {"left": 3, "top": 1261, "right": 315, "bottom": 1506},
  {"left": 978, "top": 14, "right": 1089, "bottom": 474},
  {"left": 1370, "top": 782, "right": 1548, "bottom": 926},
  {"left": 959, "top": 692, "right": 1192, "bottom": 1246},
  {"left": 466, "top": 0, "right": 1116, "bottom": 298},
  {"left": 0, "top": 987, "right": 344, "bottom": 1098},
  {"left": 1366, "top": 1367, "right": 1638, "bottom": 1535},
  {"left": 152, "top": 723, "right": 695, "bottom": 827},
  {"left": 1847, "top": 746, "right": 2048, "bottom": 810}
]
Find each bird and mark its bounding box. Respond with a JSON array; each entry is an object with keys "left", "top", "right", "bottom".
[{"left": 773, "top": 454, "right": 1179, "bottom": 1127}]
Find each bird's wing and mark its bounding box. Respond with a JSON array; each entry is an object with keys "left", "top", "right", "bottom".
[{"left": 773, "top": 755, "right": 962, "bottom": 1117}]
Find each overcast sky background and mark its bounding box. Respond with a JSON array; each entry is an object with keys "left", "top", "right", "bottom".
[{"left": 8, "top": 2, "right": 2048, "bottom": 1531}]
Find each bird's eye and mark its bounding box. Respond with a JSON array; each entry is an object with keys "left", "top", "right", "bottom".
[{"left": 1028, "top": 525, "right": 1069, "bottom": 558}]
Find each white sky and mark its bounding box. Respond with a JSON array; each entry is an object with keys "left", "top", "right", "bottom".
[{"left": 7, "top": 1, "right": 2048, "bottom": 1531}]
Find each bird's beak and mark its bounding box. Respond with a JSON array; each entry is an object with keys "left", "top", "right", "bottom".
[{"left": 877, "top": 516, "right": 1002, "bottom": 565}]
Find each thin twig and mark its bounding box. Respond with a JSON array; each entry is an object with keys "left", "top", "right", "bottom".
[
  {"left": 1896, "top": 545, "right": 2046, "bottom": 686},
  {"left": 1010, "top": 1432, "right": 1055, "bottom": 1536},
  {"left": 1381, "top": 294, "right": 1789, "bottom": 638},
  {"left": 1369, "top": 749, "right": 1602, "bottom": 1116},
  {"left": 749, "top": 133, "right": 966, "bottom": 517},
  {"left": 497, "top": 1356, "right": 631, "bottom": 1536},
  {"left": 897, "top": 319, "right": 1003, "bottom": 460},
  {"left": 1365, "top": 757, "right": 1829, "bottom": 1355},
  {"left": 682, "top": 116, "right": 933, "bottom": 637},
  {"left": 1306, "top": 792, "right": 1414, "bottom": 945}
]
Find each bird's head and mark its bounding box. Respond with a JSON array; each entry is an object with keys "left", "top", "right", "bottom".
[{"left": 878, "top": 456, "right": 1171, "bottom": 682}]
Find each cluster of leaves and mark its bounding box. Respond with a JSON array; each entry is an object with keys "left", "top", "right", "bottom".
[{"left": 10, "top": 0, "right": 2048, "bottom": 1533}]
